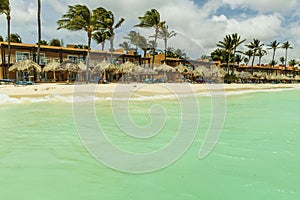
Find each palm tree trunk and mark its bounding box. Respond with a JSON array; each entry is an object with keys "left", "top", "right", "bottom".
[
  {"left": 143, "top": 50, "right": 147, "bottom": 67},
  {"left": 251, "top": 54, "right": 255, "bottom": 75},
  {"left": 37, "top": 0, "right": 41, "bottom": 65},
  {"left": 227, "top": 51, "right": 231, "bottom": 73},
  {"left": 36, "top": 0, "right": 41, "bottom": 82},
  {"left": 258, "top": 57, "right": 262, "bottom": 66},
  {"left": 272, "top": 49, "right": 275, "bottom": 67},
  {"left": 7, "top": 14, "right": 11, "bottom": 79},
  {"left": 101, "top": 41, "right": 105, "bottom": 51},
  {"left": 152, "top": 28, "right": 159, "bottom": 69},
  {"left": 86, "top": 32, "right": 92, "bottom": 83},
  {"left": 110, "top": 34, "right": 114, "bottom": 63},
  {"left": 285, "top": 49, "right": 288, "bottom": 66},
  {"left": 164, "top": 38, "right": 167, "bottom": 62}
]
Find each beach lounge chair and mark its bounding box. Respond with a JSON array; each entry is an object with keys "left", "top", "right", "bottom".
[
  {"left": 0, "top": 79, "right": 15, "bottom": 85},
  {"left": 14, "top": 81, "right": 34, "bottom": 86}
]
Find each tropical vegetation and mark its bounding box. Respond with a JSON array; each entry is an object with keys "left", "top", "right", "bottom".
[{"left": 135, "top": 9, "right": 166, "bottom": 68}]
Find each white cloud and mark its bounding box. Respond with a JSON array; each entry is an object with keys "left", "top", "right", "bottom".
[{"left": 223, "top": 0, "right": 297, "bottom": 13}]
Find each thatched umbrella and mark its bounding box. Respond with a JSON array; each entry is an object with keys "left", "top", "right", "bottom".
[
  {"left": 118, "top": 61, "right": 137, "bottom": 73},
  {"left": 78, "top": 62, "right": 91, "bottom": 82},
  {"left": 154, "top": 62, "right": 176, "bottom": 82},
  {"left": 154, "top": 62, "right": 176, "bottom": 72},
  {"left": 278, "top": 74, "right": 289, "bottom": 81},
  {"left": 117, "top": 61, "right": 137, "bottom": 82},
  {"left": 268, "top": 74, "right": 278, "bottom": 81},
  {"left": 9, "top": 59, "right": 42, "bottom": 72},
  {"left": 43, "top": 61, "right": 60, "bottom": 81},
  {"left": 58, "top": 60, "right": 80, "bottom": 82},
  {"left": 106, "top": 63, "right": 118, "bottom": 73},
  {"left": 193, "top": 67, "right": 211, "bottom": 77},
  {"left": 134, "top": 65, "right": 145, "bottom": 73},
  {"left": 294, "top": 75, "right": 300, "bottom": 81},
  {"left": 92, "top": 59, "right": 111, "bottom": 74},
  {"left": 9, "top": 59, "right": 42, "bottom": 81},
  {"left": 78, "top": 62, "right": 89, "bottom": 72},
  {"left": 143, "top": 67, "right": 157, "bottom": 75},
  {"left": 174, "top": 63, "right": 189, "bottom": 73},
  {"left": 58, "top": 60, "right": 80, "bottom": 72}
]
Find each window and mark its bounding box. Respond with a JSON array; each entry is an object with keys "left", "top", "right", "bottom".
[
  {"left": 38, "top": 53, "right": 46, "bottom": 65},
  {"left": 68, "top": 55, "right": 78, "bottom": 64},
  {"left": 16, "top": 52, "right": 30, "bottom": 62},
  {"left": 79, "top": 56, "right": 86, "bottom": 64}
]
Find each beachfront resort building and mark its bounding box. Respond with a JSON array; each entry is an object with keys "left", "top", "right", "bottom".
[
  {"left": 0, "top": 41, "right": 299, "bottom": 83},
  {"left": 0, "top": 42, "right": 149, "bottom": 80}
]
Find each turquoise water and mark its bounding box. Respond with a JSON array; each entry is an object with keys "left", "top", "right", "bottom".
[{"left": 0, "top": 89, "right": 300, "bottom": 199}]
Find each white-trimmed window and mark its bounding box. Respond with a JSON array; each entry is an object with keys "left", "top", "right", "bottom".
[
  {"left": 16, "top": 52, "right": 30, "bottom": 62},
  {"left": 38, "top": 53, "right": 46, "bottom": 65},
  {"left": 68, "top": 55, "right": 78, "bottom": 64}
]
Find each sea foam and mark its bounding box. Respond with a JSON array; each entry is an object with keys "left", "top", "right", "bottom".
[{"left": 0, "top": 86, "right": 297, "bottom": 105}]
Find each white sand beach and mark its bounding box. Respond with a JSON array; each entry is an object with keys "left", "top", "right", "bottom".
[{"left": 0, "top": 83, "right": 299, "bottom": 98}]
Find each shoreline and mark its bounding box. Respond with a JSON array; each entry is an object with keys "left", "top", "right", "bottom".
[{"left": 0, "top": 83, "right": 298, "bottom": 99}]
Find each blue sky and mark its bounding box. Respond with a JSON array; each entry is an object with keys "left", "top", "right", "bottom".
[{"left": 0, "top": 0, "right": 299, "bottom": 63}]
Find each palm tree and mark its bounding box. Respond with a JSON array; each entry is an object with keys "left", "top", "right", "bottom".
[
  {"left": 0, "top": 0, "right": 11, "bottom": 78},
  {"left": 231, "top": 33, "right": 246, "bottom": 63},
  {"left": 101, "top": 10, "right": 125, "bottom": 62},
  {"left": 244, "top": 50, "right": 253, "bottom": 66},
  {"left": 217, "top": 34, "right": 234, "bottom": 72},
  {"left": 147, "top": 40, "right": 157, "bottom": 56},
  {"left": 244, "top": 57, "right": 249, "bottom": 66},
  {"left": 93, "top": 30, "right": 110, "bottom": 51},
  {"left": 267, "top": 40, "right": 280, "bottom": 66},
  {"left": 156, "top": 25, "right": 176, "bottom": 61},
  {"left": 235, "top": 54, "right": 244, "bottom": 66},
  {"left": 138, "top": 35, "right": 149, "bottom": 58},
  {"left": 57, "top": 4, "right": 109, "bottom": 67},
  {"left": 257, "top": 48, "right": 267, "bottom": 66},
  {"left": 288, "top": 59, "right": 298, "bottom": 67},
  {"left": 211, "top": 48, "right": 226, "bottom": 63},
  {"left": 37, "top": 0, "right": 41, "bottom": 65},
  {"left": 246, "top": 39, "right": 264, "bottom": 74},
  {"left": 269, "top": 60, "right": 278, "bottom": 66},
  {"left": 119, "top": 41, "right": 132, "bottom": 54},
  {"left": 281, "top": 41, "right": 293, "bottom": 67},
  {"left": 124, "top": 31, "right": 141, "bottom": 53},
  {"left": 174, "top": 48, "right": 188, "bottom": 59},
  {"left": 6, "top": 33, "right": 22, "bottom": 43},
  {"left": 135, "top": 9, "right": 166, "bottom": 68},
  {"left": 49, "top": 38, "right": 61, "bottom": 46},
  {"left": 40, "top": 40, "right": 48, "bottom": 45},
  {"left": 279, "top": 57, "right": 285, "bottom": 65}
]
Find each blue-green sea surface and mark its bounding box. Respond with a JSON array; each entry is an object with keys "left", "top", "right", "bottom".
[{"left": 0, "top": 89, "right": 300, "bottom": 199}]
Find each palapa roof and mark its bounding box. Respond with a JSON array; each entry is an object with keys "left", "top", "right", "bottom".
[
  {"left": 9, "top": 59, "right": 42, "bottom": 72},
  {"left": 43, "top": 61, "right": 60, "bottom": 72},
  {"left": 193, "top": 66, "right": 211, "bottom": 77},
  {"left": 154, "top": 62, "right": 176, "bottom": 72},
  {"left": 92, "top": 59, "right": 114, "bottom": 74},
  {"left": 117, "top": 61, "right": 137, "bottom": 73},
  {"left": 174, "top": 63, "right": 189, "bottom": 73},
  {"left": 78, "top": 62, "right": 91, "bottom": 72},
  {"left": 58, "top": 60, "right": 80, "bottom": 72}
]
